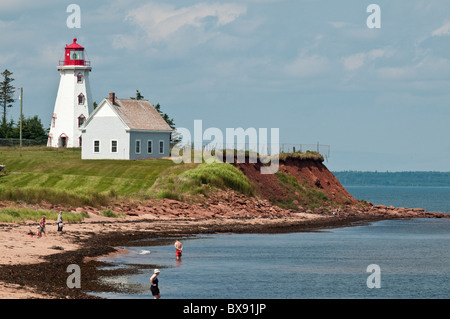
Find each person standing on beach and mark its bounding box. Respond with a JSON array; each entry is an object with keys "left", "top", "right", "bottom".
[
  {"left": 57, "top": 211, "right": 63, "bottom": 232},
  {"left": 174, "top": 240, "right": 183, "bottom": 260},
  {"left": 38, "top": 215, "right": 46, "bottom": 237},
  {"left": 150, "top": 269, "right": 161, "bottom": 299}
]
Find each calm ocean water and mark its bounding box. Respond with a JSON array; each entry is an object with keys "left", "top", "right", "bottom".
[
  {"left": 346, "top": 185, "right": 450, "bottom": 214},
  {"left": 91, "top": 186, "right": 450, "bottom": 299}
]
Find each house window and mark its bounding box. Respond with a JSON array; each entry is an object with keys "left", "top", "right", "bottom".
[
  {"left": 78, "top": 93, "right": 85, "bottom": 105},
  {"left": 159, "top": 140, "right": 164, "bottom": 154},
  {"left": 135, "top": 140, "right": 141, "bottom": 154},
  {"left": 77, "top": 73, "right": 83, "bottom": 84},
  {"left": 147, "top": 140, "right": 153, "bottom": 154},
  {"left": 94, "top": 140, "right": 100, "bottom": 153},
  {"left": 52, "top": 114, "right": 56, "bottom": 128},
  {"left": 111, "top": 140, "right": 117, "bottom": 153},
  {"left": 78, "top": 115, "right": 86, "bottom": 127}
]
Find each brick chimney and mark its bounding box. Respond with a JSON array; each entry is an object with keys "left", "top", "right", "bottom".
[{"left": 109, "top": 92, "right": 115, "bottom": 105}]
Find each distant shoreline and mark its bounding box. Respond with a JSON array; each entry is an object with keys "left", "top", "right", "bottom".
[{"left": 333, "top": 171, "right": 450, "bottom": 187}]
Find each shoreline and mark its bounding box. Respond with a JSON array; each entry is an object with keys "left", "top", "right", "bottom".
[{"left": 0, "top": 205, "right": 448, "bottom": 299}]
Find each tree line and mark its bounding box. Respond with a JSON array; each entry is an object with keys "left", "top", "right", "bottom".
[
  {"left": 0, "top": 72, "right": 176, "bottom": 142},
  {"left": 0, "top": 69, "right": 48, "bottom": 140}
]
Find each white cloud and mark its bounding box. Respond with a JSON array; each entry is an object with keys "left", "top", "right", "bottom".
[
  {"left": 124, "top": 2, "right": 247, "bottom": 43},
  {"left": 0, "top": 0, "right": 53, "bottom": 13},
  {"left": 432, "top": 21, "right": 450, "bottom": 36},
  {"left": 342, "top": 49, "right": 393, "bottom": 71},
  {"left": 376, "top": 65, "right": 416, "bottom": 80},
  {"left": 284, "top": 52, "right": 329, "bottom": 78},
  {"left": 342, "top": 53, "right": 365, "bottom": 71},
  {"left": 329, "top": 21, "right": 352, "bottom": 29},
  {"left": 377, "top": 56, "right": 450, "bottom": 80}
]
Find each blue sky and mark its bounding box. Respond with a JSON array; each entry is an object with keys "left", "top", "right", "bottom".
[{"left": 1, "top": 0, "right": 450, "bottom": 172}]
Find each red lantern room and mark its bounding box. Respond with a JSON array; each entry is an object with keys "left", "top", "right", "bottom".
[{"left": 59, "top": 38, "right": 90, "bottom": 66}]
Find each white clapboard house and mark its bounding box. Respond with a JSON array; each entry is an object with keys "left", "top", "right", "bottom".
[{"left": 81, "top": 92, "right": 173, "bottom": 160}]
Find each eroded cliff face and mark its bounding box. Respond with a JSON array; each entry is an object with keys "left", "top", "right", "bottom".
[{"left": 234, "top": 158, "right": 357, "bottom": 210}]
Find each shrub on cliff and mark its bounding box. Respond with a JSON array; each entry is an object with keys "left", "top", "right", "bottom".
[
  {"left": 278, "top": 151, "right": 324, "bottom": 162},
  {"left": 182, "top": 162, "right": 255, "bottom": 196},
  {"left": 152, "top": 162, "right": 256, "bottom": 200}
]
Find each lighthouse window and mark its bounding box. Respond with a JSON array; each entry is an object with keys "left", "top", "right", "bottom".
[
  {"left": 71, "top": 51, "right": 84, "bottom": 60},
  {"left": 78, "top": 94, "right": 85, "bottom": 105},
  {"left": 78, "top": 115, "right": 86, "bottom": 127},
  {"left": 77, "top": 73, "right": 83, "bottom": 84}
]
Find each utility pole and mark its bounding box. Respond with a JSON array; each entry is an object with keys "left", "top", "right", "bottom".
[{"left": 19, "top": 87, "right": 23, "bottom": 156}]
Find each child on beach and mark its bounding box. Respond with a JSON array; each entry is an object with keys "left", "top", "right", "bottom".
[{"left": 38, "top": 215, "right": 46, "bottom": 237}]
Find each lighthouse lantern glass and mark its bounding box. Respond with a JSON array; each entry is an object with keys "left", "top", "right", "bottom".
[{"left": 71, "top": 51, "right": 84, "bottom": 60}]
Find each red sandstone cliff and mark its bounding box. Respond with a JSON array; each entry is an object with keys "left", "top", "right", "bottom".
[{"left": 234, "top": 157, "right": 357, "bottom": 210}]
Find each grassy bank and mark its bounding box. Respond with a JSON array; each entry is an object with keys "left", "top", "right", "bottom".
[
  {"left": 0, "top": 146, "right": 177, "bottom": 207},
  {"left": 0, "top": 207, "right": 84, "bottom": 223},
  {"left": 0, "top": 146, "right": 334, "bottom": 216},
  {"left": 151, "top": 162, "right": 255, "bottom": 201},
  {"left": 278, "top": 150, "right": 324, "bottom": 162},
  {"left": 0, "top": 146, "right": 256, "bottom": 207},
  {"left": 275, "top": 172, "right": 329, "bottom": 210}
]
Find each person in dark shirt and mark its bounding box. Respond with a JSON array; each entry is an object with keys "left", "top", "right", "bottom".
[{"left": 150, "top": 269, "right": 161, "bottom": 299}]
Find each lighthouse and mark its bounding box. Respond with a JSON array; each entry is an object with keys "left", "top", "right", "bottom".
[{"left": 48, "top": 38, "right": 93, "bottom": 148}]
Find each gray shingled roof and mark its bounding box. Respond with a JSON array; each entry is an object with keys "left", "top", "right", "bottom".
[{"left": 109, "top": 98, "right": 173, "bottom": 131}]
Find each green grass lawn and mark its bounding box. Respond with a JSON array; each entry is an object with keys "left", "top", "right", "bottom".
[
  {"left": 0, "top": 146, "right": 330, "bottom": 215},
  {"left": 0, "top": 146, "right": 255, "bottom": 207},
  {"left": 0, "top": 146, "right": 178, "bottom": 206}
]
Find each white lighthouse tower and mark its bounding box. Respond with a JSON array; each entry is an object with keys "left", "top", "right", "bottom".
[{"left": 48, "top": 38, "right": 93, "bottom": 148}]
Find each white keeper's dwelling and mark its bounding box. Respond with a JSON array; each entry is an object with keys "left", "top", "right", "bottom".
[{"left": 81, "top": 92, "right": 173, "bottom": 160}]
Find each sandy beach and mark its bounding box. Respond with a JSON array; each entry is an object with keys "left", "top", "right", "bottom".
[{"left": 0, "top": 195, "right": 448, "bottom": 299}]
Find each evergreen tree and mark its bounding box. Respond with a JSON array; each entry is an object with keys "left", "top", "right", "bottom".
[
  {"left": 20, "top": 115, "right": 48, "bottom": 140},
  {"left": 0, "top": 119, "right": 15, "bottom": 138},
  {"left": 0, "top": 69, "right": 15, "bottom": 126},
  {"left": 130, "top": 90, "right": 176, "bottom": 129},
  {"left": 154, "top": 103, "right": 175, "bottom": 129},
  {"left": 0, "top": 115, "right": 48, "bottom": 140},
  {"left": 130, "top": 89, "right": 144, "bottom": 100}
]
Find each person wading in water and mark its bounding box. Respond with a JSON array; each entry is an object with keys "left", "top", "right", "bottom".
[{"left": 174, "top": 239, "right": 183, "bottom": 260}]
